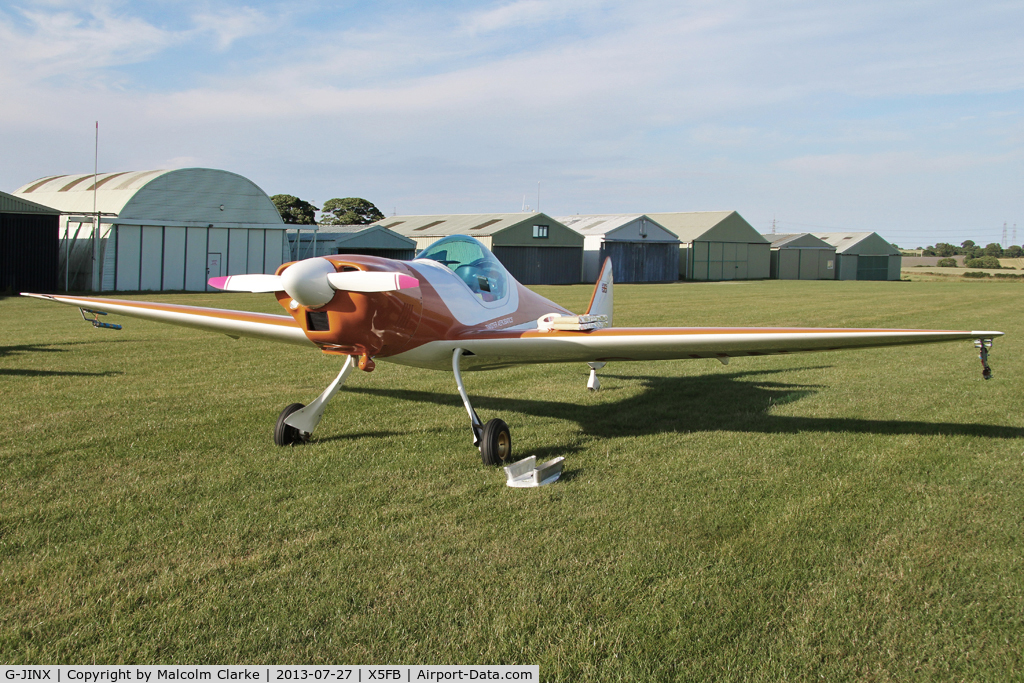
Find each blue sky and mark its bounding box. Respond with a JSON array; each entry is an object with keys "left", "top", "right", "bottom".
[{"left": 2, "top": 0, "right": 1022, "bottom": 247}]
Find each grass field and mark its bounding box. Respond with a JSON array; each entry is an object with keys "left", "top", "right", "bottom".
[{"left": 2, "top": 278, "right": 1022, "bottom": 679}]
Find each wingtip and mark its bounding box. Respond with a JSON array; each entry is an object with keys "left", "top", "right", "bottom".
[{"left": 208, "top": 276, "right": 229, "bottom": 290}]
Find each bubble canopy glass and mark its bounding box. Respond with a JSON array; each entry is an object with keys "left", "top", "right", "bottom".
[{"left": 416, "top": 235, "right": 509, "bottom": 302}]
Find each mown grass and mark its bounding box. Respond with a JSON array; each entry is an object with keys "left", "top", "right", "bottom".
[{"left": 1, "top": 279, "right": 1022, "bottom": 679}]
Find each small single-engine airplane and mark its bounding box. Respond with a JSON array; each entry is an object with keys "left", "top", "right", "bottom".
[{"left": 24, "top": 235, "right": 1002, "bottom": 465}]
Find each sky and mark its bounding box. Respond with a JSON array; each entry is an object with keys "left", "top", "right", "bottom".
[{"left": 1, "top": 0, "right": 1022, "bottom": 248}]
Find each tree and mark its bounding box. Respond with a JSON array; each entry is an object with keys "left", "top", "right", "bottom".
[
  {"left": 271, "top": 194, "right": 319, "bottom": 224},
  {"left": 965, "top": 255, "right": 1001, "bottom": 269},
  {"left": 984, "top": 242, "right": 1004, "bottom": 258},
  {"left": 961, "top": 239, "right": 976, "bottom": 250},
  {"left": 937, "top": 257, "right": 957, "bottom": 267},
  {"left": 320, "top": 198, "right": 385, "bottom": 225},
  {"left": 1005, "top": 245, "right": 1022, "bottom": 258},
  {"left": 935, "top": 242, "right": 956, "bottom": 257}
]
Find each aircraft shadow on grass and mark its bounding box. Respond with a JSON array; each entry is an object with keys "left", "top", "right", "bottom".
[
  {"left": 0, "top": 368, "right": 124, "bottom": 378},
  {"left": 344, "top": 367, "right": 1024, "bottom": 442},
  {"left": 0, "top": 339, "right": 140, "bottom": 358},
  {"left": 0, "top": 340, "right": 140, "bottom": 377}
]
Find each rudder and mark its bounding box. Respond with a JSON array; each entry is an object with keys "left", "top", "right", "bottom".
[{"left": 586, "top": 257, "right": 613, "bottom": 326}]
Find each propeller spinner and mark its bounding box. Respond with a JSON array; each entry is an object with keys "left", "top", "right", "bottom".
[{"left": 209, "top": 258, "right": 419, "bottom": 308}]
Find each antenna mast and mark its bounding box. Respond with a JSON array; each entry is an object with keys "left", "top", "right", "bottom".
[{"left": 91, "top": 121, "right": 100, "bottom": 291}]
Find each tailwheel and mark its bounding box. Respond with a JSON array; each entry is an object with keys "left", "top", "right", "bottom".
[
  {"left": 480, "top": 418, "right": 512, "bottom": 466},
  {"left": 274, "top": 402, "right": 308, "bottom": 446}
]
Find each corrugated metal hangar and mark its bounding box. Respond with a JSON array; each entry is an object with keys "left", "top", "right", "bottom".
[
  {"left": 376, "top": 213, "right": 584, "bottom": 285},
  {"left": 1, "top": 190, "right": 60, "bottom": 293},
  {"left": 812, "top": 232, "right": 902, "bottom": 280},
  {"left": 647, "top": 211, "right": 771, "bottom": 281},
  {"left": 557, "top": 214, "right": 679, "bottom": 283},
  {"left": 13, "top": 168, "right": 287, "bottom": 292},
  {"left": 289, "top": 225, "right": 416, "bottom": 261},
  {"left": 766, "top": 233, "right": 837, "bottom": 280}
]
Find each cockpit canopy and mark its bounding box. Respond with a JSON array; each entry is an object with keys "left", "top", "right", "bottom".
[{"left": 416, "top": 236, "right": 509, "bottom": 302}]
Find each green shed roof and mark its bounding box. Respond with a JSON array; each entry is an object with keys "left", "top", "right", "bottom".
[
  {"left": 373, "top": 213, "right": 582, "bottom": 247},
  {"left": 647, "top": 211, "right": 768, "bottom": 244},
  {"left": 766, "top": 233, "right": 834, "bottom": 249},
  {"left": 812, "top": 232, "right": 899, "bottom": 256},
  {"left": 0, "top": 190, "right": 59, "bottom": 215}
]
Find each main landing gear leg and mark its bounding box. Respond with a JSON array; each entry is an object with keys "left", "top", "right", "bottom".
[
  {"left": 975, "top": 338, "right": 994, "bottom": 380},
  {"left": 453, "top": 348, "right": 512, "bottom": 466},
  {"left": 274, "top": 355, "right": 357, "bottom": 446}
]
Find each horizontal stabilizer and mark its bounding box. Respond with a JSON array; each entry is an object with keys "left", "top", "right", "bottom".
[{"left": 537, "top": 313, "right": 609, "bottom": 332}]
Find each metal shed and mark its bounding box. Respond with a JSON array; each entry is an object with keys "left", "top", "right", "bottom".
[
  {"left": 766, "top": 233, "right": 837, "bottom": 280},
  {"left": 1, "top": 191, "right": 60, "bottom": 293},
  {"left": 557, "top": 214, "right": 680, "bottom": 283},
  {"left": 647, "top": 211, "right": 771, "bottom": 281},
  {"left": 376, "top": 213, "right": 584, "bottom": 285},
  {"left": 289, "top": 225, "right": 416, "bottom": 260},
  {"left": 13, "top": 168, "right": 287, "bottom": 292},
  {"left": 811, "top": 232, "right": 902, "bottom": 281}
]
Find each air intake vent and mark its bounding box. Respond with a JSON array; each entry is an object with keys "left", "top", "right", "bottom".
[{"left": 306, "top": 311, "right": 330, "bottom": 331}]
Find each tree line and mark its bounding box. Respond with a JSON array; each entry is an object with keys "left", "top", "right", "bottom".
[
  {"left": 270, "top": 195, "right": 385, "bottom": 226},
  {"left": 919, "top": 240, "right": 1022, "bottom": 259},
  {"left": 917, "top": 240, "right": 1021, "bottom": 269}
]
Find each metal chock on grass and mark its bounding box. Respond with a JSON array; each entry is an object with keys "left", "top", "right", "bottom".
[{"left": 504, "top": 455, "right": 565, "bottom": 487}]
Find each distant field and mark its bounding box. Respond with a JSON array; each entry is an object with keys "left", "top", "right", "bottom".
[
  {"left": 901, "top": 267, "right": 1024, "bottom": 281},
  {"left": 2, "top": 279, "right": 1022, "bottom": 679}
]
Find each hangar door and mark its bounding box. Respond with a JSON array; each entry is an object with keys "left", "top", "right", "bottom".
[
  {"left": 492, "top": 246, "right": 582, "bottom": 285},
  {"left": 856, "top": 256, "right": 890, "bottom": 281},
  {"left": 102, "top": 225, "right": 286, "bottom": 291},
  {"left": 776, "top": 250, "right": 836, "bottom": 280},
  {"left": 690, "top": 241, "right": 748, "bottom": 281},
  {"left": 1, "top": 212, "right": 58, "bottom": 292},
  {"left": 600, "top": 242, "right": 678, "bottom": 282}
]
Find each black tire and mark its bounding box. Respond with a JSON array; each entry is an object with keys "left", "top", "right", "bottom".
[
  {"left": 480, "top": 418, "right": 512, "bottom": 466},
  {"left": 274, "top": 403, "right": 306, "bottom": 446}
]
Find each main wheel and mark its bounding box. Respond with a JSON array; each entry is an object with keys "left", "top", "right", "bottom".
[
  {"left": 274, "top": 403, "right": 307, "bottom": 446},
  {"left": 480, "top": 418, "right": 512, "bottom": 466}
]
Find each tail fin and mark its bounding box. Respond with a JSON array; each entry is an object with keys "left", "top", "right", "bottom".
[{"left": 586, "top": 257, "right": 613, "bottom": 326}]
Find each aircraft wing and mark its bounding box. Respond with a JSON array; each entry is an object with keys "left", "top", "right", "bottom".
[
  {"left": 21, "top": 293, "right": 313, "bottom": 347},
  {"left": 392, "top": 326, "right": 1002, "bottom": 370}
]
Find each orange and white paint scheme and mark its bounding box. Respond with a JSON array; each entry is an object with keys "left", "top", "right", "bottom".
[{"left": 24, "top": 235, "right": 1002, "bottom": 466}]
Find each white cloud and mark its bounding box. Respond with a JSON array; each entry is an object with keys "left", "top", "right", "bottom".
[
  {"left": 1, "top": 0, "right": 1022, "bottom": 234},
  {"left": 0, "top": 5, "right": 177, "bottom": 81},
  {"left": 191, "top": 7, "right": 273, "bottom": 51},
  {"left": 776, "top": 150, "right": 1016, "bottom": 176},
  {"left": 461, "top": 0, "right": 574, "bottom": 34}
]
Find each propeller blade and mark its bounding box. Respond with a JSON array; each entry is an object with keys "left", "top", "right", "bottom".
[
  {"left": 209, "top": 274, "right": 283, "bottom": 292},
  {"left": 208, "top": 261, "right": 420, "bottom": 309},
  {"left": 327, "top": 271, "right": 420, "bottom": 293}
]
